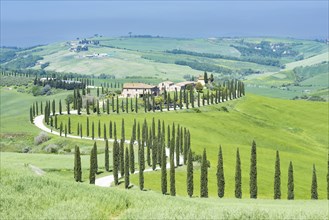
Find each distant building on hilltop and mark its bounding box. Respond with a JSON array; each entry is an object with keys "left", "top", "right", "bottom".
[
  {"left": 121, "top": 83, "right": 159, "bottom": 98},
  {"left": 158, "top": 81, "right": 175, "bottom": 92}
]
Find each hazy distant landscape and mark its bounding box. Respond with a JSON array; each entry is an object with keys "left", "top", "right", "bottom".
[{"left": 0, "top": 1, "right": 328, "bottom": 219}]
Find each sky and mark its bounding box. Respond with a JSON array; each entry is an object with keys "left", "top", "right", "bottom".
[{"left": 1, "top": 0, "right": 328, "bottom": 47}]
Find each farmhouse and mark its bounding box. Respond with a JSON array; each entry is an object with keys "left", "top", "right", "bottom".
[
  {"left": 121, "top": 83, "right": 159, "bottom": 98},
  {"left": 175, "top": 81, "right": 196, "bottom": 90},
  {"left": 158, "top": 81, "right": 175, "bottom": 92},
  {"left": 197, "top": 75, "right": 205, "bottom": 86}
]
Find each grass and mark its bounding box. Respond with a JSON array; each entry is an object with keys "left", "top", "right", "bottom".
[
  {"left": 54, "top": 94, "right": 328, "bottom": 199},
  {"left": 1, "top": 157, "right": 328, "bottom": 219},
  {"left": 285, "top": 52, "right": 329, "bottom": 70}
]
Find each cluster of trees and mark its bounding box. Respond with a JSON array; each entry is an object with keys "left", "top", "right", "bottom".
[
  {"left": 75, "top": 138, "right": 329, "bottom": 200},
  {"left": 167, "top": 49, "right": 282, "bottom": 68},
  {"left": 3, "top": 55, "right": 43, "bottom": 69},
  {"left": 74, "top": 118, "right": 192, "bottom": 191}
]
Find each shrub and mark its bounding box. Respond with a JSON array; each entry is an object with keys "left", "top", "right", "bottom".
[
  {"left": 34, "top": 132, "right": 49, "bottom": 145},
  {"left": 44, "top": 144, "right": 59, "bottom": 153},
  {"left": 22, "top": 146, "right": 32, "bottom": 153}
]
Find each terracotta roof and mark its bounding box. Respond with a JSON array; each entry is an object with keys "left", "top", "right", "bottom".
[{"left": 123, "top": 83, "right": 156, "bottom": 89}]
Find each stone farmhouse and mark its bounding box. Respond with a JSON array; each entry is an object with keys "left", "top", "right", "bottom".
[{"left": 121, "top": 83, "right": 159, "bottom": 98}]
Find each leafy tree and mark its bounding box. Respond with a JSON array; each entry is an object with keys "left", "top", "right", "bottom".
[
  {"left": 287, "top": 161, "right": 294, "bottom": 200},
  {"left": 250, "top": 140, "right": 257, "bottom": 199},
  {"left": 311, "top": 164, "right": 318, "bottom": 199},
  {"left": 195, "top": 82, "right": 203, "bottom": 92},
  {"left": 125, "top": 147, "right": 130, "bottom": 189},
  {"left": 161, "top": 142, "right": 167, "bottom": 195},
  {"left": 217, "top": 146, "right": 225, "bottom": 198},
  {"left": 74, "top": 146, "right": 82, "bottom": 182},
  {"left": 274, "top": 150, "right": 281, "bottom": 199},
  {"left": 235, "top": 148, "right": 242, "bottom": 198},
  {"left": 200, "top": 148, "right": 208, "bottom": 198},
  {"left": 187, "top": 149, "right": 193, "bottom": 197},
  {"left": 105, "top": 139, "right": 109, "bottom": 171}
]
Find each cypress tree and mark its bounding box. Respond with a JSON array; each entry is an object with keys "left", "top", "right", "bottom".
[
  {"left": 86, "top": 117, "right": 89, "bottom": 136},
  {"left": 235, "top": 148, "right": 242, "bottom": 198},
  {"left": 175, "top": 125, "right": 180, "bottom": 167},
  {"left": 103, "top": 123, "right": 107, "bottom": 140},
  {"left": 40, "top": 101, "right": 43, "bottom": 114},
  {"left": 77, "top": 123, "right": 80, "bottom": 136},
  {"left": 112, "top": 96, "right": 115, "bottom": 112},
  {"left": 105, "top": 139, "right": 109, "bottom": 171},
  {"left": 170, "top": 150, "right": 176, "bottom": 196},
  {"left": 119, "top": 140, "right": 125, "bottom": 177},
  {"left": 200, "top": 148, "right": 208, "bottom": 198},
  {"left": 121, "top": 118, "right": 125, "bottom": 142},
  {"left": 135, "top": 96, "right": 138, "bottom": 113},
  {"left": 152, "top": 138, "right": 157, "bottom": 170},
  {"left": 197, "top": 91, "right": 200, "bottom": 107},
  {"left": 311, "top": 164, "right": 318, "bottom": 199},
  {"left": 30, "top": 107, "right": 33, "bottom": 123},
  {"left": 36, "top": 102, "right": 39, "bottom": 115},
  {"left": 125, "top": 147, "right": 130, "bottom": 189},
  {"left": 217, "top": 146, "right": 225, "bottom": 198},
  {"left": 98, "top": 120, "right": 101, "bottom": 138},
  {"left": 274, "top": 150, "right": 281, "bottom": 199},
  {"left": 74, "top": 146, "right": 82, "bottom": 182},
  {"left": 109, "top": 121, "right": 113, "bottom": 139},
  {"left": 139, "top": 140, "right": 144, "bottom": 190},
  {"left": 55, "top": 115, "right": 58, "bottom": 129},
  {"left": 65, "top": 124, "right": 67, "bottom": 137},
  {"left": 287, "top": 161, "right": 294, "bottom": 200},
  {"left": 97, "top": 100, "right": 100, "bottom": 115},
  {"left": 116, "top": 96, "right": 119, "bottom": 114},
  {"left": 113, "top": 140, "right": 119, "bottom": 185},
  {"left": 52, "top": 99, "right": 55, "bottom": 116},
  {"left": 250, "top": 140, "right": 257, "bottom": 199},
  {"left": 161, "top": 143, "right": 167, "bottom": 194},
  {"left": 129, "top": 136, "right": 135, "bottom": 174},
  {"left": 32, "top": 103, "right": 35, "bottom": 117},
  {"left": 91, "top": 121, "right": 94, "bottom": 140},
  {"left": 59, "top": 100, "right": 62, "bottom": 115},
  {"left": 89, "top": 145, "right": 96, "bottom": 184},
  {"left": 106, "top": 99, "right": 110, "bottom": 114},
  {"left": 86, "top": 100, "right": 89, "bottom": 115},
  {"left": 60, "top": 122, "right": 63, "bottom": 136},
  {"left": 187, "top": 149, "right": 193, "bottom": 197},
  {"left": 68, "top": 117, "right": 71, "bottom": 134}
]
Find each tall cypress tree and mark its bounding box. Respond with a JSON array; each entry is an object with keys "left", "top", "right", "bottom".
[
  {"left": 311, "top": 164, "right": 318, "bottom": 199},
  {"left": 74, "top": 146, "right": 82, "bottom": 182},
  {"left": 109, "top": 121, "right": 113, "bottom": 139},
  {"left": 187, "top": 149, "right": 193, "bottom": 197},
  {"left": 170, "top": 150, "right": 176, "bottom": 196},
  {"left": 129, "top": 136, "right": 135, "bottom": 174},
  {"left": 274, "top": 150, "right": 281, "bottom": 199},
  {"left": 91, "top": 121, "right": 94, "bottom": 140},
  {"left": 250, "top": 140, "right": 257, "bottom": 199},
  {"left": 113, "top": 140, "right": 119, "bottom": 185},
  {"left": 120, "top": 140, "right": 125, "bottom": 177},
  {"left": 217, "top": 145, "right": 225, "bottom": 198},
  {"left": 139, "top": 140, "right": 144, "bottom": 190},
  {"left": 98, "top": 120, "right": 101, "bottom": 138},
  {"left": 200, "top": 148, "right": 208, "bottom": 198},
  {"left": 30, "top": 107, "right": 33, "bottom": 123},
  {"left": 161, "top": 143, "right": 167, "bottom": 195},
  {"left": 105, "top": 139, "right": 109, "bottom": 171},
  {"left": 152, "top": 139, "right": 157, "bottom": 170},
  {"left": 89, "top": 145, "right": 96, "bottom": 184},
  {"left": 79, "top": 124, "right": 82, "bottom": 138},
  {"left": 176, "top": 125, "right": 180, "bottom": 167},
  {"left": 86, "top": 117, "right": 89, "bottom": 136},
  {"left": 103, "top": 123, "right": 107, "bottom": 140},
  {"left": 125, "top": 147, "right": 130, "bottom": 189},
  {"left": 287, "top": 161, "right": 294, "bottom": 200},
  {"left": 235, "top": 148, "right": 242, "bottom": 199},
  {"left": 94, "top": 142, "right": 98, "bottom": 173},
  {"left": 59, "top": 100, "right": 62, "bottom": 115}
]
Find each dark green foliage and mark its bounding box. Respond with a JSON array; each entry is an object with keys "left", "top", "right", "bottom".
[
  {"left": 109, "top": 121, "right": 113, "bottom": 139},
  {"left": 129, "top": 137, "right": 135, "bottom": 174},
  {"left": 121, "top": 118, "right": 125, "bottom": 142},
  {"left": 120, "top": 140, "right": 125, "bottom": 177},
  {"left": 235, "top": 148, "right": 242, "bottom": 199},
  {"left": 106, "top": 99, "right": 110, "bottom": 114},
  {"left": 103, "top": 123, "right": 107, "bottom": 140},
  {"left": 138, "top": 140, "right": 144, "bottom": 190},
  {"left": 105, "top": 139, "right": 109, "bottom": 171},
  {"left": 287, "top": 161, "right": 294, "bottom": 200},
  {"left": 152, "top": 139, "right": 157, "bottom": 170},
  {"left": 250, "top": 140, "right": 257, "bottom": 199},
  {"left": 98, "top": 120, "right": 101, "bottom": 138},
  {"left": 274, "top": 150, "right": 281, "bottom": 199},
  {"left": 311, "top": 164, "right": 318, "bottom": 199},
  {"left": 187, "top": 149, "right": 193, "bottom": 197},
  {"left": 86, "top": 118, "right": 89, "bottom": 136},
  {"left": 77, "top": 123, "right": 79, "bottom": 136},
  {"left": 59, "top": 100, "right": 62, "bottom": 115},
  {"left": 79, "top": 124, "right": 82, "bottom": 138},
  {"left": 170, "top": 152, "right": 176, "bottom": 196},
  {"left": 94, "top": 142, "right": 98, "bottom": 172},
  {"left": 113, "top": 140, "right": 119, "bottom": 185},
  {"left": 74, "top": 146, "right": 82, "bottom": 182},
  {"left": 54, "top": 115, "right": 58, "bottom": 129},
  {"left": 216, "top": 146, "right": 225, "bottom": 198},
  {"left": 89, "top": 143, "right": 97, "bottom": 184},
  {"left": 29, "top": 107, "right": 33, "bottom": 123},
  {"left": 176, "top": 125, "right": 180, "bottom": 166},
  {"left": 68, "top": 117, "right": 71, "bottom": 134},
  {"left": 200, "top": 148, "right": 208, "bottom": 198},
  {"left": 116, "top": 96, "right": 119, "bottom": 114},
  {"left": 125, "top": 147, "right": 130, "bottom": 189},
  {"left": 204, "top": 71, "right": 208, "bottom": 84},
  {"left": 65, "top": 124, "right": 67, "bottom": 137},
  {"left": 59, "top": 122, "right": 63, "bottom": 136},
  {"left": 161, "top": 144, "right": 167, "bottom": 194},
  {"left": 91, "top": 121, "right": 94, "bottom": 140}
]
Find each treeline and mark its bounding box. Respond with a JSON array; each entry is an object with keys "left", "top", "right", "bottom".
[
  {"left": 29, "top": 79, "right": 245, "bottom": 123},
  {"left": 167, "top": 49, "right": 282, "bottom": 68},
  {"left": 74, "top": 136, "right": 329, "bottom": 200},
  {"left": 3, "top": 55, "right": 43, "bottom": 69}
]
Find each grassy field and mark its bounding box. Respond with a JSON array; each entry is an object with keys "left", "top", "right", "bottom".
[
  {"left": 52, "top": 94, "right": 329, "bottom": 199},
  {"left": 1, "top": 155, "right": 328, "bottom": 219}
]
